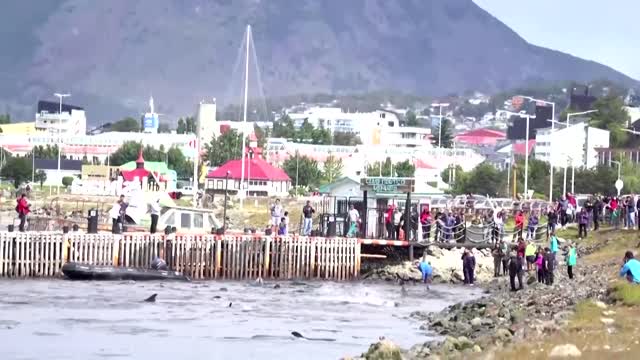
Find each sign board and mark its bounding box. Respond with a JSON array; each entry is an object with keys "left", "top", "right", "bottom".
[
  {"left": 360, "top": 177, "right": 415, "bottom": 193},
  {"left": 143, "top": 113, "right": 159, "bottom": 132},
  {"left": 615, "top": 179, "right": 624, "bottom": 191}
]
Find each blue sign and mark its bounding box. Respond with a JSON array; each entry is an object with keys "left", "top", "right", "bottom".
[{"left": 143, "top": 113, "right": 158, "bottom": 130}]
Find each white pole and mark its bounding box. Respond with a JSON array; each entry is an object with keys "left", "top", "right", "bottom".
[
  {"left": 192, "top": 137, "right": 198, "bottom": 208},
  {"left": 571, "top": 161, "right": 575, "bottom": 195},
  {"left": 239, "top": 25, "right": 250, "bottom": 208},
  {"left": 563, "top": 113, "right": 570, "bottom": 195},
  {"left": 438, "top": 105, "right": 442, "bottom": 148},
  {"left": 57, "top": 97, "right": 62, "bottom": 195},
  {"left": 524, "top": 114, "right": 529, "bottom": 199},
  {"left": 549, "top": 102, "right": 555, "bottom": 201}
]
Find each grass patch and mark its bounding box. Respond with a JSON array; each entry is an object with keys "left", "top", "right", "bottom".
[{"left": 610, "top": 281, "right": 640, "bottom": 306}]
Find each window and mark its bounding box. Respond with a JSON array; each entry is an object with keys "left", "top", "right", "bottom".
[
  {"left": 216, "top": 180, "right": 223, "bottom": 188},
  {"left": 194, "top": 213, "right": 204, "bottom": 228},
  {"left": 180, "top": 213, "right": 191, "bottom": 228},
  {"left": 164, "top": 212, "right": 175, "bottom": 226}
]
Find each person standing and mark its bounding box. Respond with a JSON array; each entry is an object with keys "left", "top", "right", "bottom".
[
  {"left": 593, "top": 196, "right": 603, "bottom": 231},
  {"left": 527, "top": 211, "right": 539, "bottom": 240},
  {"left": 149, "top": 198, "right": 161, "bottom": 234},
  {"left": 525, "top": 240, "right": 537, "bottom": 271},
  {"left": 385, "top": 204, "right": 394, "bottom": 239},
  {"left": 508, "top": 251, "right": 523, "bottom": 291},
  {"left": 347, "top": 205, "right": 360, "bottom": 238},
  {"left": 547, "top": 206, "right": 558, "bottom": 236},
  {"left": 117, "top": 194, "right": 128, "bottom": 231},
  {"left": 392, "top": 207, "right": 402, "bottom": 240},
  {"left": 549, "top": 231, "right": 559, "bottom": 257},
  {"left": 514, "top": 210, "right": 524, "bottom": 240},
  {"left": 420, "top": 206, "right": 432, "bottom": 242},
  {"left": 544, "top": 247, "right": 556, "bottom": 285},
  {"left": 535, "top": 248, "right": 545, "bottom": 283},
  {"left": 416, "top": 259, "right": 433, "bottom": 290},
  {"left": 16, "top": 194, "right": 30, "bottom": 232},
  {"left": 462, "top": 249, "right": 476, "bottom": 285},
  {"left": 302, "top": 201, "right": 315, "bottom": 236},
  {"left": 500, "top": 240, "right": 510, "bottom": 276},
  {"left": 492, "top": 242, "right": 503, "bottom": 277},
  {"left": 558, "top": 196, "right": 569, "bottom": 228},
  {"left": 270, "top": 199, "right": 283, "bottom": 234},
  {"left": 566, "top": 244, "right": 577, "bottom": 279},
  {"left": 578, "top": 208, "right": 589, "bottom": 239}
]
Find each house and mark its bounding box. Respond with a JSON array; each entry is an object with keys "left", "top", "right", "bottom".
[
  {"left": 535, "top": 123, "right": 609, "bottom": 169},
  {"left": 454, "top": 128, "right": 506, "bottom": 147},
  {"left": 33, "top": 159, "right": 82, "bottom": 186},
  {"left": 318, "top": 177, "right": 361, "bottom": 198},
  {"left": 35, "top": 100, "right": 87, "bottom": 135},
  {"left": 206, "top": 157, "right": 291, "bottom": 197}
]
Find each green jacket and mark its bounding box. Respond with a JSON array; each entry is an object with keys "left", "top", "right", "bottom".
[{"left": 566, "top": 247, "right": 577, "bottom": 266}]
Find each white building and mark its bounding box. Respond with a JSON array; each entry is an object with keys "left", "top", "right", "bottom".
[
  {"left": 196, "top": 100, "right": 217, "bottom": 150},
  {"left": 286, "top": 107, "right": 431, "bottom": 147},
  {"left": 535, "top": 123, "right": 609, "bottom": 169},
  {"left": 35, "top": 100, "right": 87, "bottom": 136}
]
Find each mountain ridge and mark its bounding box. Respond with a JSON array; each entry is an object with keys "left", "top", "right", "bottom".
[{"left": 0, "top": 0, "right": 635, "bottom": 123}]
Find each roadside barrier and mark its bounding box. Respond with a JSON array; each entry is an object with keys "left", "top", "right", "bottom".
[{"left": 0, "top": 232, "right": 360, "bottom": 280}]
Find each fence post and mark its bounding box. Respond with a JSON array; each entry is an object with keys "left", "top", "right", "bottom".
[
  {"left": 62, "top": 233, "right": 70, "bottom": 264},
  {"left": 112, "top": 234, "right": 120, "bottom": 266}
]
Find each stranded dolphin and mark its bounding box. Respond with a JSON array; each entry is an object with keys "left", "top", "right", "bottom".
[
  {"left": 143, "top": 294, "right": 157, "bottom": 303},
  {"left": 291, "top": 331, "right": 336, "bottom": 342}
]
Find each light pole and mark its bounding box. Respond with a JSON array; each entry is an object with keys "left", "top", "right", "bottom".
[
  {"left": 548, "top": 109, "right": 597, "bottom": 195},
  {"left": 223, "top": 170, "right": 230, "bottom": 231},
  {"left": 431, "top": 103, "right": 450, "bottom": 148},
  {"left": 504, "top": 110, "right": 533, "bottom": 199},
  {"left": 53, "top": 92, "right": 70, "bottom": 195},
  {"left": 518, "top": 96, "right": 555, "bottom": 201}
]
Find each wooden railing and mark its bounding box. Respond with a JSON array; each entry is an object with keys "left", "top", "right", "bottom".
[{"left": 0, "top": 232, "right": 360, "bottom": 280}]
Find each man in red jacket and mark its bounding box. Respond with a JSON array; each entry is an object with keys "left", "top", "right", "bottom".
[{"left": 16, "top": 194, "right": 30, "bottom": 232}]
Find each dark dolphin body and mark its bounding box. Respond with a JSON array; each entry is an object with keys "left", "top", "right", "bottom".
[
  {"left": 291, "top": 331, "right": 336, "bottom": 342},
  {"left": 144, "top": 294, "right": 157, "bottom": 303}
]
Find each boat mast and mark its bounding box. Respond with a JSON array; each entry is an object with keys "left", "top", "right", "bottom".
[{"left": 240, "top": 24, "right": 251, "bottom": 208}]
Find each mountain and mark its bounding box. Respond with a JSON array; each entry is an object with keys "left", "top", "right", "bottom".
[{"left": 0, "top": 0, "right": 636, "bottom": 124}]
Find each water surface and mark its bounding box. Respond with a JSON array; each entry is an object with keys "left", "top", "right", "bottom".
[{"left": 0, "top": 279, "right": 483, "bottom": 360}]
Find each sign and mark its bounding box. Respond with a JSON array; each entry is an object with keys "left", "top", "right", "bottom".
[
  {"left": 360, "top": 177, "right": 415, "bottom": 193},
  {"left": 615, "top": 179, "right": 624, "bottom": 191},
  {"left": 143, "top": 113, "right": 159, "bottom": 132}
]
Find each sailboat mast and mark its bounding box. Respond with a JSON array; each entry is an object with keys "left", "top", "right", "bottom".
[{"left": 240, "top": 25, "right": 251, "bottom": 206}]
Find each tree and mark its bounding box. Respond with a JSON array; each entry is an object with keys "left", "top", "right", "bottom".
[
  {"left": 447, "top": 162, "right": 503, "bottom": 196},
  {"left": 333, "top": 131, "right": 362, "bottom": 146},
  {"left": 31, "top": 144, "right": 59, "bottom": 159},
  {"left": 394, "top": 160, "right": 415, "bottom": 177},
  {"left": 109, "top": 117, "right": 140, "bottom": 132},
  {"left": 109, "top": 141, "right": 144, "bottom": 166},
  {"left": 366, "top": 157, "right": 413, "bottom": 177},
  {"left": 322, "top": 155, "right": 343, "bottom": 184},
  {"left": 405, "top": 111, "right": 419, "bottom": 126},
  {"left": 62, "top": 176, "right": 74, "bottom": 188},
  {"left": 283, "top": 154, "right": 322, "bottom": 188},
  {"left": 203, "top": 130, "right": 243, "bottom": 167},
  {"left": 0, "top": 113, "right": 10, "bottom": 125},
  {"left": 272, "top": 114, "right": 296, "bottom": 138},
  {"left": 185, "top": 117, "right": 196, "bottom": 133},
  {"left": 177, "top": 118, "right": 186, "bottom": 134},
  {"left": 167, "top": 147, "right": 192, "bottom": 178},
  {"left": 1, "top": 157, "right": 32, "bottom": 188},
  {"left": 432, "top": 118, "right": 453, "bottom": 148},
  {"left": 588, "top": 95, "right": 630, "bottom": 147},
  {"left": 253, "top": 123, "right": 267, "bottom": 148},
  {"left": 34, "top": 170, "right": 47, "bottom": 189},
  {"left": 311, "top": 125, "right": 332, "bottom": 145}
]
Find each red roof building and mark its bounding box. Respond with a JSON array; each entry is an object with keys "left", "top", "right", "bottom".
[
  {"left": 121, "top": 150, "right": 151, "bottom": 181},
  {"left": 206, "top": 157, "right": 291, "bottom": 197},
  {"left": 511, "top": 140, "right": 536, "bottom": 156},
  {"left": 454, "top": 128, "right": 506, "bottom": 146}
]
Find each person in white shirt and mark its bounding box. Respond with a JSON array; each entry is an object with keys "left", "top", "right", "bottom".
[
  {"left": 149, "top": 198, "right": 161, "bottom": 234},
  {"left": 270, "top": 199, "right": 283, "bottom": 232},
  {"left": 347, "top": 205, "right": 360, "bottom": 237}
]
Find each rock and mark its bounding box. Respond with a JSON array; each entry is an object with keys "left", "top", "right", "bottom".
[
  {"left": 493, "top": 328, "right": 512, "bottom": 342},
  {"left": 441, "top": 337, "right": 459, "bottom": 353},
  {"left": 470, "top": 317, "right": 482, "bottom": 328},
  {"left": 602, "top": 310, "right": 616, "bottom": 316},
  {"left": 472, "top": 345, "right": 482, "bottom": 353},
  {"left": 527, "top": 275, "right": 537, "bottom": 285},
  {"left": 600, "top": 317, "right": 615, "bottom": 325},
  {"left": 594, "top": 301, "right": 607, "bottom": 309},
  {"left": 362, "top": 339, "right": 404, "bottom": 360},
  {"left": 456, "top": 336, "right": 474, "bottom": 350},
  {"left": 549, "top": 344, "right": 582, "bottom": 358}
]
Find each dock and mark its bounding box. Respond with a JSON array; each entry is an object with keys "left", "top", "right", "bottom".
[{"left": 0, "top": 232, "right": 360, "bottom": 280}]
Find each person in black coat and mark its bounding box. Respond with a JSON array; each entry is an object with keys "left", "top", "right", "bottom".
[
  {"left": 462, "top": 249, "right": 476, "bottom": 285},
  {"left": 508, "top": 252, "right": 524, "bottom": 291},
  {"left": 544, "top": 247, "right": 556, "bottom": 285}
]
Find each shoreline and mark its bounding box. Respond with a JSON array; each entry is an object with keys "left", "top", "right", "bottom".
[{"left": 353, "top": 231, "right": 622, "bottom": 359}]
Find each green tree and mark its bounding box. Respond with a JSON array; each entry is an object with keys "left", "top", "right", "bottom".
[
  {"left": 0, "top": 156, "right": 32, "bottom": 188},
  {"left": 283, "top": 154, "right": 322, "bottom": 187},
  {"left": 311, "top": 125, "right": 332, "bottom": 144},
  {"left": 322, "top": 155, "right": 343, "bottom": 184},
  {"left": 204, "top": 130, "right": 243, "bottom": 167},
  {"left": 31, "top": 144, "right": 59, "bottom": 159},
  {"left": 177, "top": 118, "right": 186, "bottom": 134},
  {"left": 185, "top": 117, "right": 196, "bottom": 133},
  {"left": 405, "top": 111, "right": 419, "bottom": 126},
  {"left": 109, "top": 117, "right": 140, "bottom": 132},
  {"left": 432, "top": 118, "right": 453, "bottom": 148},
  {"left": 253, "top": 123, "right": 267, "bottom": 148},
  {"left": 0, "top": 113, "right": 10, "bottom": 124},
  {"left": 272, "top": 114, "right": 296, "bottom": 138},
  {"left": 394, "top": 160, "right": 415, "bottom": 177},
  {"left": 448, "top": 162, "right": 503, "bottom": 196},
  {"left": 109, "top": 141, "right": 144, "bottom": 166},
  {"left": 167, "top": 146, "right": 192, "bottom": 178},
  {"left": 588, "top": 95, "right": 630, "bottom": 147},
  {"left": 333, "top": 131, "right": 362, "bottom": 146},
  {"left": 34, "top": 170, "right": 47, "bottom": 189},
  {"left": 62, "top": 176, "right": 74, "bottom": 188},
  {"left": 295, "top": 119, "right": 315, "bottom": 143}
]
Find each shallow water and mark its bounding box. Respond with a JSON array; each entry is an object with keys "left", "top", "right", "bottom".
[{"left": 0, "top": 279, "right": 483, "bottom": 360}]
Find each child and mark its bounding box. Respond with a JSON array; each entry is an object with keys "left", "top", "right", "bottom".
[
  {"left": 535, "top": 248, "right": 545, "bottom": 283},
  {"left": 566, "top": 244, "right": 577, "bottom": 279},
  {"left": 283, "top": 211, "right": 290, "bottom": 235},
  {"left": 278, "top": 217, "right": 287, "bottom": 235}
]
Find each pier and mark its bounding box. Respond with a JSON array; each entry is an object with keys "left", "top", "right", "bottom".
[{"left": 0, "top": 232, "right": 360, "bottom": 280}]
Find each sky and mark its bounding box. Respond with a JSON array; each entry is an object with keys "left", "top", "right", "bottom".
[{"left": 473, "top": 0, "right": 639, "bottom": 79}]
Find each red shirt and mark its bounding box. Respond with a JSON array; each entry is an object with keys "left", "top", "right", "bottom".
[
  {"left": 515, "top": 213, "right": 524, "bottom": 229},
  {"left": 16, "top": 198, "right": 30, "bottom": 215}
]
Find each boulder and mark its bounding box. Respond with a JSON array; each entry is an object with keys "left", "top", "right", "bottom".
[
  {"left": 362, "top": 339, "right": 404, "bottom": 360},
  {"left": 549, "top": 344, "right": 582, "bottom": 358}
]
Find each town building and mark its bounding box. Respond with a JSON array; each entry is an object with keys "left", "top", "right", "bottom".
[
  {"left": 205, "top": 157, "right": 291, "bottom": 197},
  {"left": 454, "top": 128, "right": 506, "bottom": 147},
  {"left": 535, "top": 123, "right": 609, "bottom": 169},
  {"left": 34, "top": 159, "right": 83, "bottom": 186},
  {"left": 196, "top": 100, "right": 217, "bottom": 150},
  {"left": 0, "top": 122, "right": 37, "bottom": 135},
  {"left": 595, "top": 148, "right": 640, "bottom": 166},
  {"left": 35, "top": 100, "right": 87, "bottom": 135}
]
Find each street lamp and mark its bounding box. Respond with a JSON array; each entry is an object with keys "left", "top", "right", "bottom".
[
  {"left": 611, "top": 160, "right": 622, "bottom": 196},
  {"left": 431, "top": 103, "right": 450, "bottom": 148},
  {"left": 504, "top": 110, "right": 533, "bottom": 199},
  {"left": 548, "top": 109, "right": 598, "bottom": 195},
  {"left": 518, "top": 96, "right": 556, "bottom": 201},
  {"left": 223, "top": 170, "right": 230, "bottom": 231},
  {"left": 53, "top": 92, "right": 70, "bottom": 195}
]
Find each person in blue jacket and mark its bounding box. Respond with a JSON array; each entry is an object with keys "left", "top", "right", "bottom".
[
  {"left": 549, "top": 231, "right": 559, "bottom": 256},
  {"left": 620, "top": 251, "right": 640, "bottom": 284},
  {"left": 415, "top": 259, "right": 433, "bottom": 289}
]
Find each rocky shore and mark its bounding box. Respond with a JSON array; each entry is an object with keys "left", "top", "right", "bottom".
[{"left": 352, "top": 237, "right": 619, "bottom": 359}]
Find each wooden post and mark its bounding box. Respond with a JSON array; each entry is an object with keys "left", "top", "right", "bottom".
[
  {"left": 362, "top": 190, "right": 368, "bottom": 239},
  {"left": 404, "top": 191, "right": 414, "bottom": 261},
  {"left": 215, "top": 237, "right": 222, "bottom": 279}
]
